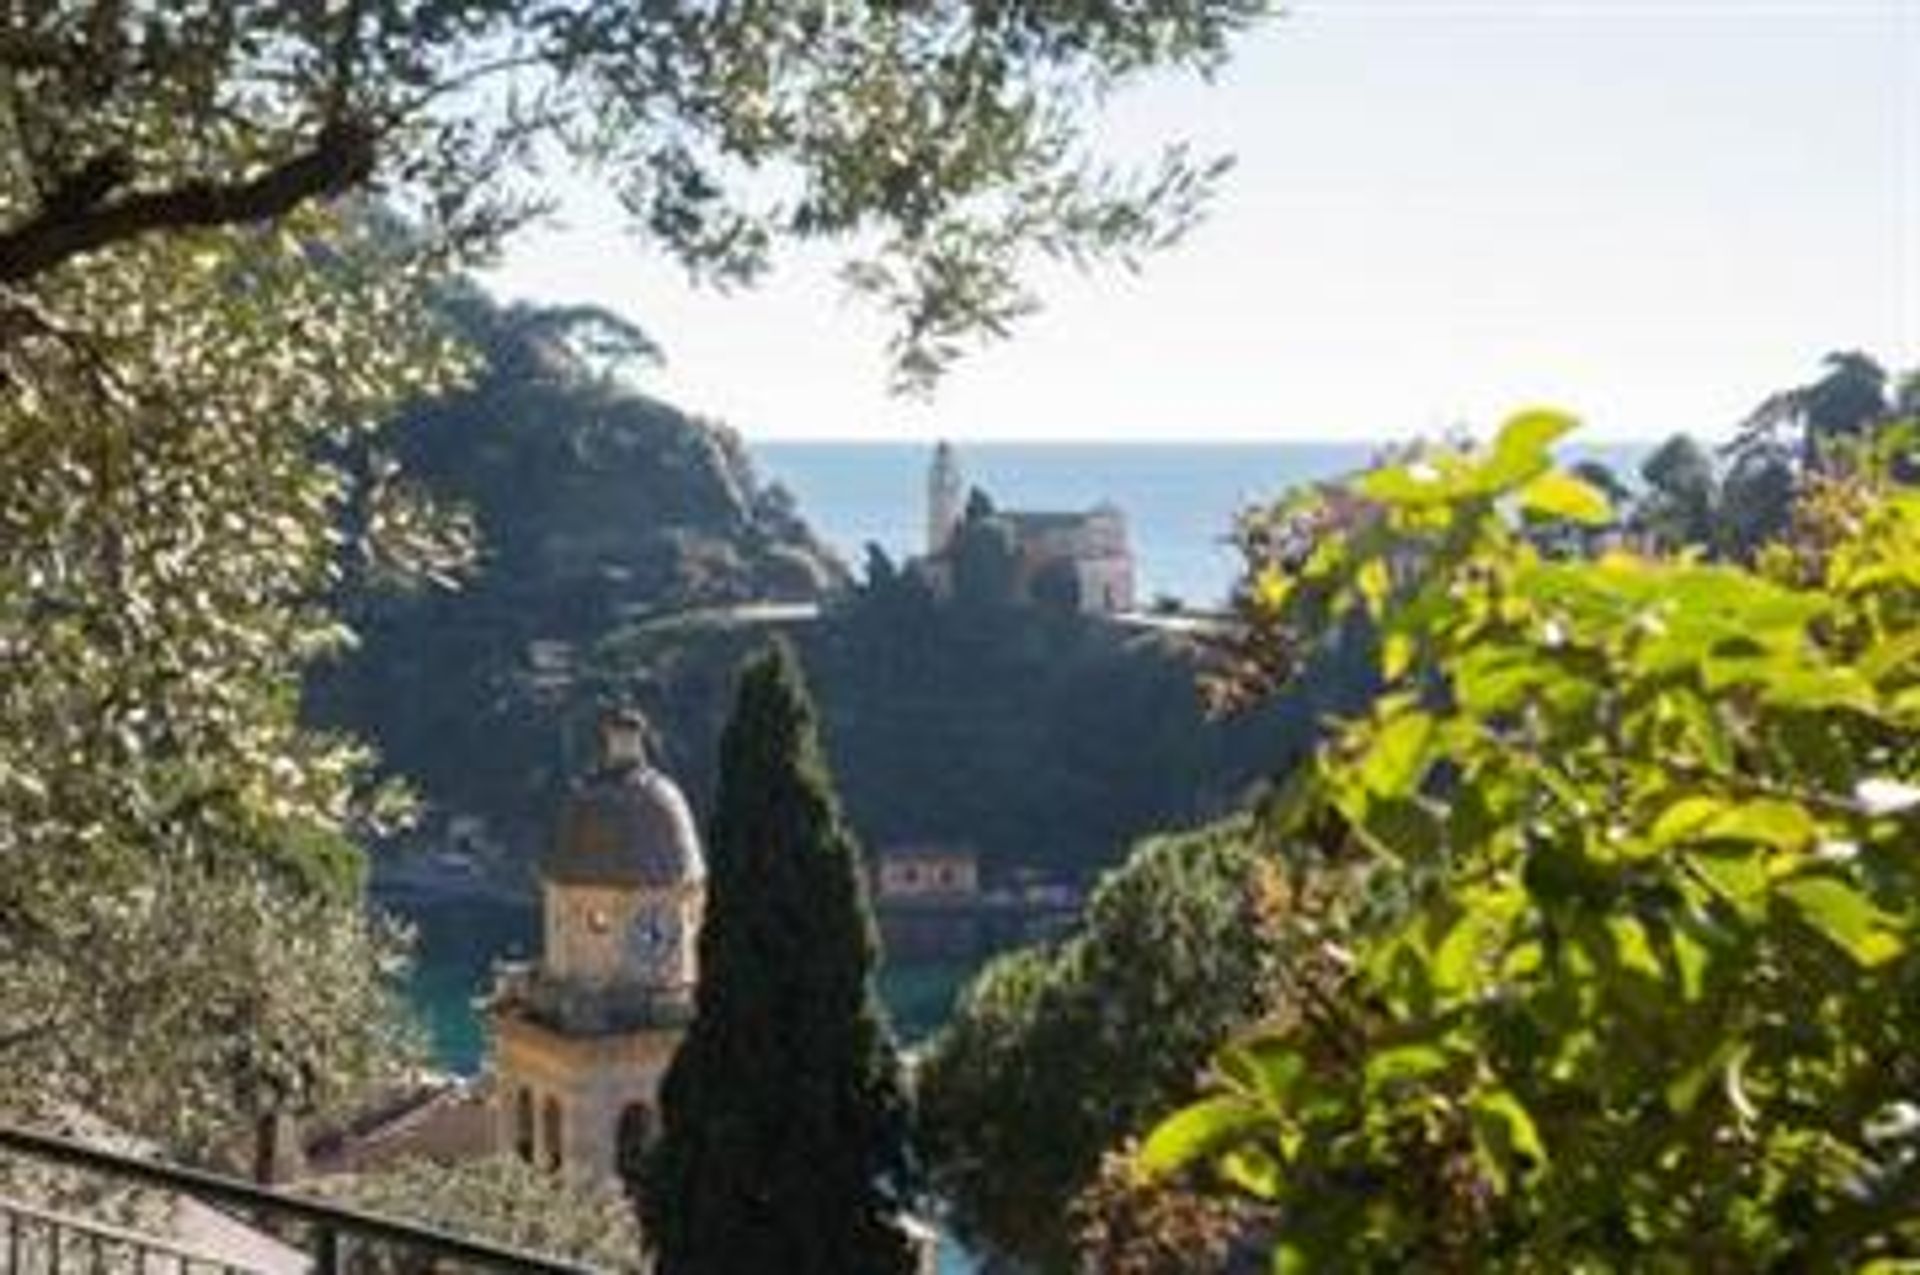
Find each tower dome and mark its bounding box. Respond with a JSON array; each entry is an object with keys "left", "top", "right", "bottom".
[{"left": 543, "top": 709, "right": 705, "bottom": 889}]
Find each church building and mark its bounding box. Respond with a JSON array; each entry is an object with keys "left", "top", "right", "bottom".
[
  {"left": 920, "top": 440, "right": 1137, "bottom": 614},
  {"left": 485, "top": 708, "right": 705, "bottom": 1183}
]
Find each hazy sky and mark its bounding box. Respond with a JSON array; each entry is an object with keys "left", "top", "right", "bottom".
[{"left": 485, "top": 0, "right": 1918, "bottom": 443}]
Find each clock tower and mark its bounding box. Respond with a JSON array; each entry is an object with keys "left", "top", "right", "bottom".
[{"left": 486, "top": 708, "right": 705, "bottom": 1182}]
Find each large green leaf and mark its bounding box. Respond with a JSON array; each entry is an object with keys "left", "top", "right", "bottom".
[
  {"left": 1688, "top": 844, "right": 1771, "bottom": 914},
  {"left": 1216, "top": 1036, "right": 1306, "bottom": 1110},
  {"left": 1519, "top": 471, "right": 1613, "bottom": 526},
  {"left": 1139, "top": 1094, "right": 1270, "bottom": 1177},
  {"left": 1778, "top": 875, "right": 1907, "bottom": 967},
  {"left": 1357, "top": 458, "right": 1459, "bottom": 508},
  {"left": 1360, "top": 710, "right": 1436, "bottom": 798},
  {"left": 1468, "top": 1087, "right": 1548, "bottom": 1194},
  {"left": 1480, "top": 409, "right": 1578, "bottom": 491},
  {"left": 1364, "top": 1041, "right": 1452, "bottom": 1092},
  {"left": 1653, "top": 796, "right": 1817, "bottom": 852}
]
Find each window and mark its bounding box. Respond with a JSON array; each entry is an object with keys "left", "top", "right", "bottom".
[
  {"left": 542, "top": 1095, "right": 564, "bottom": 1172},
  {"left": 616, "top": 1102, "right": 655, "bottom": 1186},
  {"left": 513, "top": 1087, "right": 534, "bottom": 1163}
]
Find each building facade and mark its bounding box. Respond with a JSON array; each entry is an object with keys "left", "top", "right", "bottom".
[
  {"left": 920, "top": 442, "right": 1136, "bottom": 615},
  {"left": 485, "top": 709, "right": 705, "bottom": 1183}
]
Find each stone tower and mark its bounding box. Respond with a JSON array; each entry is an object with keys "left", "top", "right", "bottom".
[
  {"left": 927, "top": 440, "right": 964, "bottom": 554},
  {"left": 487, "top": 709, "right": 704, "bottom": 1183}
]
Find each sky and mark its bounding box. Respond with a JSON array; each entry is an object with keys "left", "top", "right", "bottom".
[{"left": 484, "top": 0, "right": 1919, "bottom": 443}]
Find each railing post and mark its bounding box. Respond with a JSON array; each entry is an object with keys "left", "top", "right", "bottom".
[{"left": 316, "top": 1223, "right": 341, "bottom": 1275}]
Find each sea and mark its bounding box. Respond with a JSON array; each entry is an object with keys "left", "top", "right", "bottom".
[
  {"left": 755, "top": 438, "right": 1649, "bottom": 608},
  {"left": 401, "top": 438, "right": 1647, "bottom": 1273},
  {"left": 755, "top": 440, "right": 1377, "bottom": 609}
]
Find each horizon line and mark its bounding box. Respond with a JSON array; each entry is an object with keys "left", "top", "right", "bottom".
[{"left": 741, "top": 432, "right": 1692, "bottom": 447}]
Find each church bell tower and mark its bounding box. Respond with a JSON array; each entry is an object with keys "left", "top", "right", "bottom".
[
  {"left": 487, "top": 709, "right": 705, "bottom": 1182},
  {"left": 927, "top": 440, "right": 964, "bottom": 554}
]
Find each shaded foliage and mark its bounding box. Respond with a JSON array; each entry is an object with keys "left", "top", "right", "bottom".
[
  {"left": 319, "top": 1155, "right": 643, "bottom": 1273},
  {"left": 0, "top": 212, "right": 442, "bottom": 1151},
  {"left": 1630, "top": 352, "right": 1915, "bottom": 561},
  {"left": 307, "top": 280, "right": 847, "bottom": 857},
  {"left": 950, "top": 511, "right": 1022, "bottom": 610},
  {"left": 1149, "top": 410, "right": 1920, "bottom": 1269},
  {"left": 917, "top": 819, "right": 1290, "bottom": 1270},
  {"left": 588, "top": 580, "right": 1363, "bottom": 882},
  {"left": 0, "top": 0, "right": 1268, "bottom": 386},
  {"left": 643, "top": 643, "right": 915, "bottom": 1274}
]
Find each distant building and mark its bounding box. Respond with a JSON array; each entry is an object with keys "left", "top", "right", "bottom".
[
  {"left": 917, "top": 441, "right": 1137, "bottom": 615},
  {"left": 871, "top": 845, "right": 1085, "bottom": 961},
  {"left": 872, "top": 844, "right": 981, "bottom": 961},
  {"left": 875, "top": 843, "right": 981, "bottom": 901}
]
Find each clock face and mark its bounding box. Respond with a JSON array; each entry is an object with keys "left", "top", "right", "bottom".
[{"left": 626, "top": 906, "right": 679, "bottom": 971}]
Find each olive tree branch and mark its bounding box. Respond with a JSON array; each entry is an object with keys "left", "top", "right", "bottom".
[{"left": 0, "top": 119, "right": 378, "bottom": 285}]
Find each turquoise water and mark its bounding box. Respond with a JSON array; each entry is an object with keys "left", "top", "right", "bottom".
[{"left": 395, "top": 892, "right": 972, "bottom": 1073}]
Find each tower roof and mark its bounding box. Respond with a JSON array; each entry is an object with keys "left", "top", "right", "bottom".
[{"left": 544, "top": 712, "right": 705, "bottom": 889}]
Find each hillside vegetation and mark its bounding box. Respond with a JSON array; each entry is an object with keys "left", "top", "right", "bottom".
[
  {"left": 306, "top": 283, "right": 848, "bottom": 853},
  {"left": 590, "top": 582, "right": 1366, "bottom": 880},
  {"left": 313, "top": 280, "right": 1366, "bottom": 886}
]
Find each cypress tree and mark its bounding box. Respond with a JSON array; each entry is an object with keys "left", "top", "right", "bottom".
[{"left": 644, "top": 640, "right": 917, "bottom": 1275}]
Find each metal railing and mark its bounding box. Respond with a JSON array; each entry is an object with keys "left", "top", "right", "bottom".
[
  {"left": 3, "top": 1192, "right": 256, "bottom": 1273},
  {"left": 0, "top": 1123, "right": 601, "bottom": 1274}
]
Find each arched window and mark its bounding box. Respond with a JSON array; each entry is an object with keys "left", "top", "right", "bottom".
[
  {"left": 615, "top": 1102, "right": 654, "bottom": 1188},
  {"left": 542, "top": 1095, "right": 564, "bottom": 1172},
  {"left": 513, "top": 1087, "right": 534, "bottom": 1163}
]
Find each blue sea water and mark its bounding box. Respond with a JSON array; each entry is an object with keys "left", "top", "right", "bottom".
[
  {"left": 754, "top": 440, "right": 1647, "bottom": 608},
  {"left": 755, "top": 441, "right": 1371, "bottom": 608}
]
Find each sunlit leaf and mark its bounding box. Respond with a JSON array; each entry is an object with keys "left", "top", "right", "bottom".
[
  {"left": 1364, "top": 1042, "right": 1452, "bottom": 1091},
  {"left": 1778, "top": 876, "right": 1907, "bottom": 967},
  {"left": 1469, "top": 1087, "right": 1547, "bottom": 1193},
  {"left": 1140, "top": 1094, "right": 1269, "bottom": 1178},
  {"left": 1519, "top": 471, "right": 1613, "bottom": 526},
  {"left": 1360, "top": 710, "right": 1436, "bottom": 798}
]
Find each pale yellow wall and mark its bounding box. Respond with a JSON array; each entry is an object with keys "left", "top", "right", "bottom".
[
  {"left": 544, "top": 882, "right": 703, "bottom": 987},
  {"left": 669, "top": 886, "right": 702, "bottom": 990},
  {"left": 1075, "top": 556, "right": 1135, "bottom": 613},
  {"left": 490, "top": 876, "right": 704, "bottom": 1184},
  {"left": 543, "top": 883, "right": 644, "bottom": 983},
  {"left": 492, "top": 1014, "right": 683, "bottom": 1182}
]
